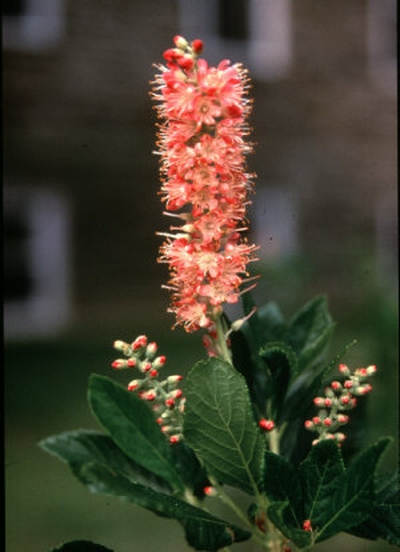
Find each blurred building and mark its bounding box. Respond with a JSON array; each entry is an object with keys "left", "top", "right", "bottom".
[{"left": 3, "top": 0, "right": 397, "bottom": 339}]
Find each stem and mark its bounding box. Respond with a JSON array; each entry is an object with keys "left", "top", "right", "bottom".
[{"left": 215, "top": 315, "right": 233, "bottom": 363}]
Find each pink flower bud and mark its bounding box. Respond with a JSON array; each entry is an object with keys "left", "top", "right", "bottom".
[
  {"left": 324, "top": 398, "right": 333, "bottom": 408},
  {"left": 153, "top": 355, "right": 167, "bottom": 369},
  {"left": 167, "top": 375, "right": 183, "bottom": 384},
  {"left": 111, "top": 359, "right": 127, "bottom": 369},
  {"left": 338, "top": 363, "right": 351, "bottom": 376},
  {"left": 141, "top": 361, "right": 152, "bottom": 373},
  {"left": 337, "top": 414, "right": 349, "bottom": 425},
  {"left": 146, "top": 341, "right": 158, "bottom": 357},
  {"left": 173, "top": 35, "right": 188, "bottom": 49},
  {"left": 303, "top": 519, "right": 313, "bottom": 532},
  {"left": 323, "top": 418, "right": 332, "bottom": 427},
  {"left": 165, "top": 398, "right": 175, "bottom": 408},
  {"left": 149, "top": 369, "right": 159, "bottom": 378},
  {"left": 331, "top": 381, "right": 342, "bottom": 391},
  {"left": 169, "top": 435, "right": 181, "bottom": 444},
  {"left": 259, "top": 418, "right": 275, "bottom": 432},
  {"left": 204, "top": 485, "right": 216, "bottom": 497},
  {"left": 127, "top": 379, "right": 140, "bottom": 391},
  {"left": 313, "top": 397, "right": 325, "bottom": 407},
  {"left": 141, "top": 390, "right": 156, "bottom": 401},
  {"left": 366, "top": 364, "right": 377, "bottom": 375},
  {"left": 132, "top": 335, "right": 148, "bottom": 350},
  {"left": 344, "top": 380, "right": 353, "bottom": 389},
  {"left": 127, "top": 358, "right": 137, "bottom": 368},
  {"left": 304, "top": 420, "right": 314, "bottom": 430},
  {"left": 191, "top": 39, "right": 203, "bottom": 54},
  {"left": 312, "top": 416, "right": 321, "bottom": 425}
]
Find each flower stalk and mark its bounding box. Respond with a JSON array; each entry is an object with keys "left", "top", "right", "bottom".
[{"left": 152, "top": 35, "right": 258, "bottom": 334}]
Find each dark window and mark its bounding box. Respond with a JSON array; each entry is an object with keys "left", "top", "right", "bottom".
[
  {"left": 4, "top": 213, "right": 34, "bottom": 301},
  {"left": 218, "top": 0, "right": 248, "bottom": 40},
  {"left": 2, "top": 0, "right": 26, "bottom": 16}
]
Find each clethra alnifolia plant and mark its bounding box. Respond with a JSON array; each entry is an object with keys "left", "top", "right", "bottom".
[{"left": 41, "top": 36, "right": 399, "bottom": 552}]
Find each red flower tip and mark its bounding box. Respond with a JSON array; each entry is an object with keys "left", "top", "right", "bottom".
[
  {"left": 303, "top": 519, "right": 313, "bottom": 532},
  {"left": 259, "top": 418, "right": 275, "bottom": 432},
  {"left": 191, "top": 39, "right": 203, "bottom": 54}
]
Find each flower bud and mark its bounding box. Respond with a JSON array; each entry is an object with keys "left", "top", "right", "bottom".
[
  {"left": 173, "top": 35, "right": 188, "bottom": 49},
  {"left": 146, "top": 341, "right": 158, "bottom": 358},
  {"left": 313, "top": 397, "right": 325, "bottom": 407},
  {"left": 191, "top": 39, "right": 203, "bottom": 54},
  {"left": 132, "top": 335, "right": 148, "bottom": 350},
  {"left": 259, "top": 418, "right": 275, "bottom": 432},
  {"left": 140, "top": 361, "right": 153, "bottom": 373},
  {"left": 337, "top": 414, "right": 349, "bottom": 425},
  {"left": 204, "top": 485, "right": 216, "bottom": 497},
  {"left": 127, "top": 379, "right": 140, "bottom": 391},
  {"left": 113, "top": 340, "right": 131, "bottom": 355},
  {"left": 338, "top": 363, "right": 351, "bottom": 376},
  {"left": 111, "top": 359, "right": 128, "bottom": 369},
  {"left": 167, "top": 375, "right": 183, "bottom": 384},
  {"left": 153, "top": 355, "right": 167, "bottom": 369}
]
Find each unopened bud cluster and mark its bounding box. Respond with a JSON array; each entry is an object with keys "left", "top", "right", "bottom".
[
  {"left": 304, "top": 363, "right": 377, "bottom": 445},
  {"left": 112, "top": 335, "right": 185, "bottom": 443}
]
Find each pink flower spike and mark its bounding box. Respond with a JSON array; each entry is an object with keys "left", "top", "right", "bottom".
[{"left": 152, "top": 36, "right": 258, "bottom": 332}]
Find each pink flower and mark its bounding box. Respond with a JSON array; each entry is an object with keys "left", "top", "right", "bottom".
[{"left": 152, "top": 37, "right": 258, "bottom": 332}]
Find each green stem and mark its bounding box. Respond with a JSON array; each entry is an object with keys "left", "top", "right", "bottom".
[{"left": 215, "top": 315, "right": 232, "bottom": 363}]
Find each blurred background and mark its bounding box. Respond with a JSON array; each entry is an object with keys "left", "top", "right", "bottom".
[{"left": 3, "top": 1, "right": 397, "bottom": 551}]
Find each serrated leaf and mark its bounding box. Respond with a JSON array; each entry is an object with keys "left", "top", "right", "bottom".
[
  {"left": 88, "top": 375, "right": 183, "bottom": 491},
  {"left": 313, "top": 437, "right": 392, "bottom": 542},
  {"left": 259, "top": 342, "right": 298, "bottom": 421},
  {"left": 287, "top": 295, "right": 335, "bottom": 371},
  {"left": 267, "top": 501, "right": 313, "bottom": 549},
  {"left": 299, "top": 439, "right": 345, "bottom": 528},
  {"left": 40, "top": 429, "right": 170, "bottom": 493},
  {"left": 263, "top": 450, "right": 303, "bottom": 522},
  {"left": 50, "top": 541, "right": 114, "bottom": 552},
  {"left": 347, "top": 471, "right": 400, "bottom": 545},
  {"left": 77, "top": 461, "right": 251, "bottom": 551},
  {"left": 183, "top": 358, "right": 265, "bottom": 496}
]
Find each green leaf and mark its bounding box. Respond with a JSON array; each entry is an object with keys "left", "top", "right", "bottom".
[
  {"left": 299, "top": 439, "right": 346, "bottom": 530},
  {"left": 263, "top": 450, "right": 303, "bottom": 522},
  {"left": 50, "top": 541, "right": 114, "bottom": 552},
  {"left": 183, "top": 358, "right": 265, "bottom": 496},
  {"left": 267, "top": 501, "right": 313, "bottom": 549},
  {"left": 77, "top": 461, "right": 251, "bottom": 551},
  {"left": 40, "top": 429, "right": 170, "bottom": 493},
  {"left": 88, "top": 375, "right": 183, "bottom": 491},
  {"left": 171, "top": 441, "right": 210, "bottom": 499},
  {"left": 259, "top": 342, "right": 298, "bottom": 421},
  {"left": 312, "top": 437, "right": 392, "bottom": 542},
  {"left": 347, "top": 470, "right": 400, "bottom": 545},
  {"left": 287, "top": 295, "right": 335, "bottom": 372}
]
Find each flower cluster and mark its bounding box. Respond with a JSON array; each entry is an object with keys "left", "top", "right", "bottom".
[
  {"left": 152, "top": 35, "right": 258, "bottom": 332},
  {"left": 112, "top": 335, "right": 185, "bottom": 443},
  {"left": 304, "top": 363, "right": 377, "bottom": 445}
]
